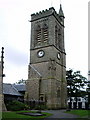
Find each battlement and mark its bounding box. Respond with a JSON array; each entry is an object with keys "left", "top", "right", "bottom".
[{"left": 31, "top": 7, "right": 64, "bottom": 25}]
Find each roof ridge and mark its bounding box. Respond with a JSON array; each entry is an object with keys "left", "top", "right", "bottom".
[{"left": 11, "top": 84, "right": 22, "bottom": 95}]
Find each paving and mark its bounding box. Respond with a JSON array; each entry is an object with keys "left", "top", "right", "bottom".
[
  {"left": 19, "top": 112, "right": 44, "bottom": 116},
  {"left": 42, "top": 110, "right": 79, "bottom": 120}
]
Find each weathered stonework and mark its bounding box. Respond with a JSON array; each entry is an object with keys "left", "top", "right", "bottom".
[
  {"left": 25, "top": 5, "right": 67, "bottom": 109},
  {"left": 0, "top": 48, "right": 7, "bottom": 114}
]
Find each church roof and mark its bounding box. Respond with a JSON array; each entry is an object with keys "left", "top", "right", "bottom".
[
  {"left": 13, "top": 84, "right": 26, "bottom": 92},
  {"left": 3, "top": 83, "right": 23, "bottom": 96}
]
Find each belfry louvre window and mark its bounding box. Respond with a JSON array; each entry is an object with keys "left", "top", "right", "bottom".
[
  {"left": 36, "top": 25, "right": 41, "bottom": 43},
  {"left": 55, "top": 25, "right": 58, "bottom": 46},
  {"left": 58, "top": 29, "right": 61, "bottom": 49},
  {"left": 43, "top": 24, "right": 48, "bottom": 42}
]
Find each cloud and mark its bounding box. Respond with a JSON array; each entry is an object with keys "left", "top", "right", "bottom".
[
  {"left": 5, "top": 46, "right": 28, "bottom": 67},
  {"left": 0, "top": 0, "right": 88, "bottom": 83}
]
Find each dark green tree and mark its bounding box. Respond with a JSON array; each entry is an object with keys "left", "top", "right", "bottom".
[
  {"left": 66, "top": 69, "right": 87, "bottom": 108},
  {"left": 87, "top": 70, "right": 90, "bottom": 109},
  {"left": 16, "top": 79, "right": 26, "bottom": 84},
  {"left": 66, "top": 69, "right": 75, "bottom": 108}
]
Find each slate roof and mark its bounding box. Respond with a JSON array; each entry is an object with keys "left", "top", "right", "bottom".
[
  {"left": 13, "top": 84, "right": 26, "bottom": 92},
  {"left": 3, "top": 83, "right": 22, "bottom": 96}
]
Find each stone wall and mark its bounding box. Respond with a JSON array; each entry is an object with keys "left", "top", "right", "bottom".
[{"left": 25, "top": 6, "right": 67, "bottom": 109}]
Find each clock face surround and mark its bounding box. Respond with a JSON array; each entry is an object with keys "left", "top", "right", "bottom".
[
  {"left": 37, "top": 50, "right": 45, "bottom": 57},
  {"left": 57, "top": 53, "right": 61, "bottom": 60}
]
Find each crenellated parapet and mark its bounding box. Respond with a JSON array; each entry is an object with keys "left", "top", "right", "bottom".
[{"left": 31, "top": 7, "right": 64, "bottom": 26}]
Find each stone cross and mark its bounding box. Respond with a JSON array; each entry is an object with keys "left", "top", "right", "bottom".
[{"left": 0, "top": 47, "right": 7, "bottom": 115}]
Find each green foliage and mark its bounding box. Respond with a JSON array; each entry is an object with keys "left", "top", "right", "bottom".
[
  {"left": 6, "top": 100, "right": 30, "bottom": 111},
  {"left": 16, "top": 79, "right": 26, "bottom": 84},
  {"left": 66, "top": 110, "right": 89, "bottom": 117},
  {"left": 2, "top": 110, "right": 52, "bottom": 119},
  {"left": 66, "top": 69, "right": 88, "bottom": 98}
]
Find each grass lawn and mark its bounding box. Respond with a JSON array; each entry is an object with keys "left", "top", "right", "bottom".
[
  {"left": 2, "top": 110, "right": 52, "bottom": 120},
  {"left": 66, "top": 109, "right": 90, "bottom": 117}
]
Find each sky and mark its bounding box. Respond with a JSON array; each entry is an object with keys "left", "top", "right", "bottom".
[{"left": 0, "top": 0, "right": 88, "bottom": 83}]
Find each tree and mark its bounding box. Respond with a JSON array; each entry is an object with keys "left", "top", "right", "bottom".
[
  {"left": 66, "top": 69, "right": 75, "bottom": 108},
  {"left": 16, "top": 79, "right": 26, "bottom": 84},
  {"left": 66, "top": 69, "right": 87, "bottom": 108},
  {"left": 87, "top": 70, "right": 90, "bottom": 109},
  {"left": 88, "top": 70, "right": 90, "bottom": 88}
]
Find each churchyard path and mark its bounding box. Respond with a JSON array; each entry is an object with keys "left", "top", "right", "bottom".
[{"left": 42, "top": 109, "right": 79, "bottom": 120}]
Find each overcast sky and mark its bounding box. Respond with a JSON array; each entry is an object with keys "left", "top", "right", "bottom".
[{"left": 0, "top": 0, "right": 88, "bottom": 83}]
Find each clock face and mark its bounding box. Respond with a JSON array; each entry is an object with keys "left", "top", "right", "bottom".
[
  {"left": 37, "top": 50, "right": 45, "bottom": 57},
  {"left": 57, "top": 53, "right": 61, "bottom": 60}
]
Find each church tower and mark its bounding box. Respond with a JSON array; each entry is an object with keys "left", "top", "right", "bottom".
[{"left": 25, "top": 5, "right": 67, "bottom": 109}]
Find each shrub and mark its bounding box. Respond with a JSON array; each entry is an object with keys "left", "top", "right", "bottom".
[{"left": 6, "top": 100, "right": 30, "bottom": 111}]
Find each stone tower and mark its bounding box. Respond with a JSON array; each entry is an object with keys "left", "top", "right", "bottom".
[{"left": 25, "top": 5, "right": 67, "bottom": 109}]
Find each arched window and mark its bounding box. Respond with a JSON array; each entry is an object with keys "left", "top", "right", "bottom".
[
  {"left": 43, "top": 24, "right": 48, "bottom": 42},
  {"left": 36, "top": 25, "right": 41, "bottom": 43},
  {"left": 57, "top": 89, "right": 60, "bottom": 98},
  {"left": 55, "top": 25, "right": 58, "bottom": 46},
  {"left": 58, "top": 29, "right": 61, "bottom": 49}
]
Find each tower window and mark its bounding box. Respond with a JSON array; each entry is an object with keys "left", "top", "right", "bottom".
[
  {"left": 43, "top": 24, "right": 48, "bottom": 42},
  {"left": 55, "top": 25, "right": 62, "bottom": 49},
  {"left": 35, "top": 24, "right": 48, "bottom": 46},
  {"left": 55, "top": 25, "right": 58, "bottom": 46},
  {"left": 36, "top": 25, "right": 41, "bottom": 44},
  {"left": 58, "top": 29, "right": 61, "bottom": 49},
  {"left": 57, "top": 89, "right": 60, "bottom": 98},
  {"left": 40, "top": 97, "right": 43, "bottom": 101}
]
